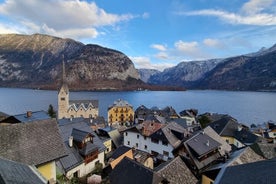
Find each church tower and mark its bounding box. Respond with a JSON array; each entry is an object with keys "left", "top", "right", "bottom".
[{"left": 58, "top": 58, "right": 69, "bottom": 119}]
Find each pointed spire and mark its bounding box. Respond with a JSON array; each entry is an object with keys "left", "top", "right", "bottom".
[{"left": 62, "top": 55, "right": 66, "bottom": 84}]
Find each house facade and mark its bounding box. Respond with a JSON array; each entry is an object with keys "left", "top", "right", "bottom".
[
  {"left": 108, "top": 99, "right": 134, "bottom": 125},
  {"left": 123, "top": 121, "right": 188, "bottom": 160},
  {"left": 57, "top": 120, "right": 106, "bottom": 179}
]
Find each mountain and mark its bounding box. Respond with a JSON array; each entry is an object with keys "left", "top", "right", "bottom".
[
  {"left": 138, "top": 68, "right": 160, "bottom": 83},
  {"left": 196, "top": 48, "right": 276, "bottom": 90},
  {"left": 141, "top": 44, "right": 276, "bottom": 91},
  {"left": 145, "top": 59, "right": 221, "bottom": 88},
  {"left": 0, "top": 33, "right": 146, "bottom": 90}
]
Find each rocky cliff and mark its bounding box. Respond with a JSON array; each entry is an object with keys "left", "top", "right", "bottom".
[
  {"left": 0, "top": 33, "right": 144, "bottom": 90},
  {"left": 141, "top": 44, "right": 276, "bottom": 91}
]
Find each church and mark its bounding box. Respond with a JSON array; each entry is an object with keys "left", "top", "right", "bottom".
[{"left": 58, "top": 61, "right": 99, "bottom": 119}]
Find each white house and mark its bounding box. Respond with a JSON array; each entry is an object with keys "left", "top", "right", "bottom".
[{"left": 123, "top": 121, "right": 188, "bottom": 160}]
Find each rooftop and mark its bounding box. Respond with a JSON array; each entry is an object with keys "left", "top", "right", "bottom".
[
  {"left": 0, "top": 157, "right": 47, "bottom": 184},
  {"left": 0, "top": 119, "right": 67, "bottom": 166}
]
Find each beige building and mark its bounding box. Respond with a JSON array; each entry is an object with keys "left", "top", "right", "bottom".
[
  {"left": 108, "top": 99, "right": 134, "bottom": 125},
  {"left": 58, "top": 62, "right": 99, "bottom": 119}
]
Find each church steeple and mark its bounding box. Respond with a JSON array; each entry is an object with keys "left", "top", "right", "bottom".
[{"left": 58, "top": 56, "right": 69, "bottom": 119}]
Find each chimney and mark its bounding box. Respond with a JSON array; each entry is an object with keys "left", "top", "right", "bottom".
[
  {"left": 238, "top": 125, "right": 243, "bottom": 131},
  {"left": 206, "top": 140, "right": 210, "bottom": 147},
  {"left": 69, "top": 136, "right": 73, "bottom": 147},
  {"left": 26, "top": 111, "right": 32, "bottom": 118}
]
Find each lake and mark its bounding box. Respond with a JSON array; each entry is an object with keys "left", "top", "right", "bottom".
[{"left": 0, "top": 87, "right": 275, "bottom": 126}]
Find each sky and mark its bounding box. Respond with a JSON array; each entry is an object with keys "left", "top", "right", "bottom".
[{"left": 0, "top": 0, "right": 275, "bottom": 71}]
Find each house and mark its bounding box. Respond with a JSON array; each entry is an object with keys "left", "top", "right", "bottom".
[
  {"left": 213, "top": 158, "right": 276, "bottom": 184},
  {"left": 0, "top": 110, "right": 51, "bottom": 125},
  {"left": 110, "top": 157, "right": 165, "bottom": 184},
  {"left": 57, "top": 119, "right": 106, "bottom": 179},
  {"left": 179, "top": 109, "right": 199, "bottom": 126},
  {"left": 58, "top": 61, "right": 99, "bottom": 119},
  {"left": 154, "top": 156, "right": 198, "bottom": 184},
  {"left": 183, "top": 130, "right": 222, "bottom": 172},
  {"left": 124, "top": 121, "right": 188, "bottom": 161},
  {"left": 0, "top": 157, "right": 47, "bottom": 184},
  {"left": 0, "top": 119, "right": 67, "bottom": 183},
  {"left": 201, "top": 147, "right": 264, "bottom": 184},
  {"left": 108, "top": 99, "right": 134, "bottom": 126},
  {"left": 134, "top": 105, "right": 179, "bottom": 124},
  {"left": 90, "top": 116, "right": 107, "bottom": 131},
  {"left": 208, "top": 116, "right": 259, "bottom": 148},
  {"left": 109, "top": 146, "right": 134, "bottom": 169},
  {"left": 133, "top": 149, "right": 154, "bottom": 169},
  {"left": 97, "top": 126, "right": 123, "bottom": 150}
]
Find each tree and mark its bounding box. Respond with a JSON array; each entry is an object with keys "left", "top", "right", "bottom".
[{"left": 47, "top": 104, "right": 56, "bottom": 118}]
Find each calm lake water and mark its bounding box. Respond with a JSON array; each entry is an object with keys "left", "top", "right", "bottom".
[{"left": 0, "top": 87, "right": 275, "bottom": 126}]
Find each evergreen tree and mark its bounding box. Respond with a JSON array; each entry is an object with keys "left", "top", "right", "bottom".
[{"left": 47, "top": 104, "right": 56, "bottom": 118}]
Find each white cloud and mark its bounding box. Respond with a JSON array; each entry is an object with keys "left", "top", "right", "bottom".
[
  {"left": 151, "top": 44, "right": 167, "bottom": 51},
  {"left": 130, "top": 56, "right": 153, "bottom": 69},
  {"left": 0, "top": 0, "right": 135, "bottom": 39},
  {"left": 184, "top": 9, "right": 276, "bottom": 26},
  {"left": 129, "top": 56, "right": 175, "bottom": 71},
  {"left": 174, "top": 40, "right": 200, "bottom": 57},
  {"left": 203, "top": 38, "right": 227, "bottom": 49},
  {"left": 241, "top": 0, "right": 274, "bottom": 15},
  {"left": 154, "top": 52, "right": 169, "bottom": 59},
  {"left": 142, "top": 12, "right": 150, "bottom": 19}
]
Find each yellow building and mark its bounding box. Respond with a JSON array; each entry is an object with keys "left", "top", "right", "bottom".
[{"left": 108, "top": 99, "right": 134, "bottom": 125}]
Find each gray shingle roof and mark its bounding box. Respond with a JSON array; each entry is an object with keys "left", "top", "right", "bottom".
[
  {"left": 250, "top": 142, "right": 276, "bottom": 159},
  {"left": 110, "top": 146, "right": 132, "bottom": 160},
  {"left": 0, "top": 157, "right": 47, "bottom": 184},
  {"left": 0, "top": 119, "right": 67, "bottom": 166},
  {"left": 13, "top": 111, "right": 51, "bottom": 123},
  {"left": 110, "top": 157, "right": 164, "bottom": 184},
  {"left": 186, "top": 132, "right": 221, "bottom": 157},
  {"left": 214, "top": 158, "right": 276, "bottom": 184},
  {"left": 57, "top": 119, "right": 105, "bottom": 171},
  {"left": 155, "top": 156, "right": 198, "bottom": 184},
  {"left": 71, "top": 128, "right": 92, "bottom": 142},
  {"left": 69, "top": 100, "right": 99, "bottom": 109}
]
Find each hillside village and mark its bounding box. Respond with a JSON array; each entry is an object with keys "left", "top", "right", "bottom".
[{"left": 1, "top": 78, "right": 276, "bottom": 184}]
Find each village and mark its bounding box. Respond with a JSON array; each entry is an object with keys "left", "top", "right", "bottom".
[{"left": 0, "top": 78, "right": 276, "bottom": 184}]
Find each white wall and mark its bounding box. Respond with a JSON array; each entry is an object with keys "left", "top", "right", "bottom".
[
  {"left": 66, "top": 151, "right": 105, "bottom": 179},
  {"left": 123, "top": 131, "right": 174, "bottom": 159}
]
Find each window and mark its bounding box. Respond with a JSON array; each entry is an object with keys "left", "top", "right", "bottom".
[
  {"left": 137, "top": 134, "right": 140, "bottom": 139},
  {"left": 144, "top": 145, "right": 148, "bottom": 150},
  {"left": 125, "top": 132, "right": 128, "bottom": 136},
  {"left": 162, "top": 141, "right": 168, "bottom": 146},
  {"left": 151, "top": 138, "right": 159, "bottom": 144},
  {"left": 226, "top": 139, "right": 229, "bottom": 144},
  {"left": 127, "top": 141, "right": 130, "bottom": 145},
  {"left": 61, "top": 97, "right": 65, "bottom": 101},
  {"left": 144, "top": 136, "right": 147, "bottom": 140},
  {"left": 136, "top": 143, "right": 138, "bottom": 147},
  {"left": 163, "top": 151, "right": 169, "bottom": 157}
]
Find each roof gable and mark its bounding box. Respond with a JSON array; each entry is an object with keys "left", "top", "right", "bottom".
[
  {"left": 155, "top": 156, "right": 198, "bottom": 184},
  {"left": 186, "top": 132, "right": 221, "bottom": 157},
  {"left": 71, "top": 128, "right": 93, "bottom": 142}
]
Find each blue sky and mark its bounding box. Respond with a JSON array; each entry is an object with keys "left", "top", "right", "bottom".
[{"left": 0, "top": 0, "right": 275, "bottom": 71}]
